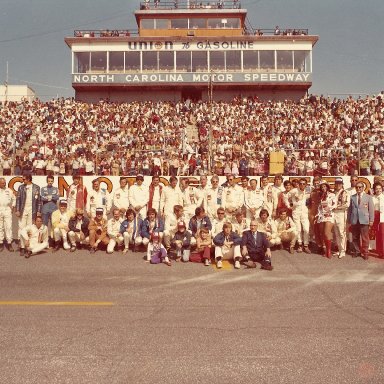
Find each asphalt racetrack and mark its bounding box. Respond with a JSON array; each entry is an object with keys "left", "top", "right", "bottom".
[{"left": 1, "top": 247, "right": 383, "bottom": 384}]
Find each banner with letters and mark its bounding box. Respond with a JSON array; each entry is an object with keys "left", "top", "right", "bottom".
[{"left": 2, "top": 176, "right": 377, "bottom": 197}]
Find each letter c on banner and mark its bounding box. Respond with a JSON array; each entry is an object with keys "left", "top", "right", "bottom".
[
  {"left": 97, "top": 177, "right": 113, "bottom": 193},
  {"left": 8, "top": 176, "right": 23, "bottom": 193}
]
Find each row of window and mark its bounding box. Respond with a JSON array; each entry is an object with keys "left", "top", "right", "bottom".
[
  {"left": 140, "top": 17, "right": 241, "bottom": 30},
  {"left": 73, "top": 50, "right": 311, "bottom": 73}
]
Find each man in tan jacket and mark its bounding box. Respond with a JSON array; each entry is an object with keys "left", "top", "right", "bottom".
[{"left": 89, "top": 207, "right": 109, "bottom": 253}]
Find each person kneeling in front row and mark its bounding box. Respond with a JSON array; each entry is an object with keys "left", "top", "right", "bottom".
[
  {"left": 120, "top": 209, "right": 143, "bottom": 253},
  {"left": 213, "top": 222, "right": 242, "bottom": 269},
  {"left": 107, "top": 208, "right": 124, "bottom": 254},
  {"left": 19, "top": 214, "right": 49, "bottom": 258},
  {"left": 89, "top": 207, "right": 109, "bottom": 253},
  {"left": 171, "top": 221, "right": 191, "bottom": 262},
  {"left": 146, "top": 233, "right": 171, "bottom": 266},
  {"left": 68, "top": 208, "right": 90, "bottom": 252},
  {"left": 241, "top": 220, "right": 273, "bottom": 270}
]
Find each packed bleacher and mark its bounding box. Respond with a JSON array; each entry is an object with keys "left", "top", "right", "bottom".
[{"left": 0, "top": 94, "right": 383, "bottom": 177}]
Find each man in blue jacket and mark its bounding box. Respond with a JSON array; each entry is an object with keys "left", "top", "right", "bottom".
[
  {"left": 241, "top": 220, "right": 273, "bottom": 270},
  {"left": 16, "top": 174, "right": 41, "bottom": 253},
  {"left": 40, "top": 175, "right": 60, "bottom": 246},
  {"left": 347, "top": 182, "right": 374, "bottom": 259},
  {"left": 213, "top": 222, "right": 242, "bottom": 269},
  {"left": 188, "top": 206, "right": 212, "bottom": 245}
]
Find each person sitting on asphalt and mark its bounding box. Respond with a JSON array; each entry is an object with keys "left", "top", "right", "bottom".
[
  {"left": 141, "top": 208, "right": 164, "bottom": 247},
  {"left": 68, "top": 208, "right": 90, "bottom": 252},
  {"left": 241, "top": 220, "right": 273, "bottom": 270},
  {"left": 256, "top": 209, "right": 279, "bottom": 247},
  {"left": 171, "top": 221, "right": 191, "bottom": 262},
  {"left": 190, "top": 227, "right": 212, "bottom": 266},
  {"left": 188, "top": 206, "right": 212, "bottom": 245},
  {"left": 231, "top": 210, "right": 250, "bottom": 236},
  {"left": 146, "top": 233, "right": 171, "bottom": 266},
  {"left": 274, "top": 209, "right": 298, "bottom": 254},
  {"left": 19, "top": 214, "right": 49, "bottom": 258},
  {"left": 51, "top": 199, "right": 72, "bottom": 251},
  {"left": 107, "top": 208, "right": 124, "bottom": 254},
  {"left": 213, "top": 221, "right": 242, "bottom": 269},
  {"left": 88, "top": 207, "right": 109, "bottom": 253},
  {"left": 211, "top": 207, "right": 227, "bottom": 238},
  {"left": 120, "top": 208, "right": 143, "bottom": 253},
  {"left": 163, "top": 204, "right": 185, "bottom": 252}
]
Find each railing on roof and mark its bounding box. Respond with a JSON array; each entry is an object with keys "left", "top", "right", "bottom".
[
  {"left": 245, "top": 28, "right": 309, "bottom": 36},
  {"left": 73, "top": 28, "right": 308, "bottom": 38},
  {"left": 139, "top": 0, "right": 242, "bottom": 10},
  {"left": 73, "top": 30, "right": 139, "bottom": 38}
]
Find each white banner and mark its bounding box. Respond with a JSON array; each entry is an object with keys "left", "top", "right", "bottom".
[{"left": 2, "top": 175, "right": 377, "bottom": 197}]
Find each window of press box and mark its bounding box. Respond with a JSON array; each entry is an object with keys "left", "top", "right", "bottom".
[
  {"left": 276, "top": 50, "right": 293, "bottom": 70},
  {"left": 141, "top": 19, "right": 155, "bottom": 29},
  {"left": 243, "top": 50, "right": 259, "bottom": 70},
  {"left": 74, "top": 52, "right": 90, "bottom": 73},
  {"left": 192, "top": 51, "right": 208, "bottom": 72},
  {"left": 109, "top": 52, "right": 124, "bottom": 72},
  {"left": 259, "top": 50, "right": 275, "bottom": 70},
  {"left": 207, "top": 18, "right": 240, "bottom": 28},
  {"left": 210, "top": 51, "right": 225, "bottom": 70},
  {"left": 142, "top": 51, "right": 158, "bottom": 70},
  {"left": 176, "top": 51, "right": 191, "bottom": 72},
  {"left": 154, "top": 19, "right": 169, "bottom": 29},
  {"left": 226, "top": 50, "right": 241, "bottom": 70},
  {"left": 171, "top": 18, "right": 188, "bottom": 29},
  {"left": 125, "top": 52, "right": 141, "bottom": 71},
  {"left": 90, "top": 52, "right": 107, "bottom": 72},
  {"left": 158, "top": 51, "right": 174, "bottom": 71},
  {"left": 294, "top": 50, "right": 311, "bottom": 72},
  {"left": 189, "top": 18, "right": 206, "bottom": 28}
]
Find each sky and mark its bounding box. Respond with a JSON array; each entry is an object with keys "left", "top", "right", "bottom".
[{"left": 1, "top": 0, "right": 383, "bottom": 100}]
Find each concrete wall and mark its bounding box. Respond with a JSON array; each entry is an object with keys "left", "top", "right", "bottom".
[{"left": 76, "top": 88, "right": 307, "bottom": 103}]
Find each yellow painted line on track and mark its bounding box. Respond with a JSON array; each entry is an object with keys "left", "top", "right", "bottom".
[
  {"left": 0, "top": 301, "right": 114, "bottom": 307},
  {"left": 212, "top": 260, "right": 233, "bottom": 271}
]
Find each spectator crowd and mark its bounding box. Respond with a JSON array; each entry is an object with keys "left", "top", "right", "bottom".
[{"left": 0, "top": 94, "right": 383, "bottom": 178}]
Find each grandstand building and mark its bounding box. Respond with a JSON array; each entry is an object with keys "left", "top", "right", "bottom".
[{"left": 65, "top": 1, "right": 318, "bottom": 102}]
